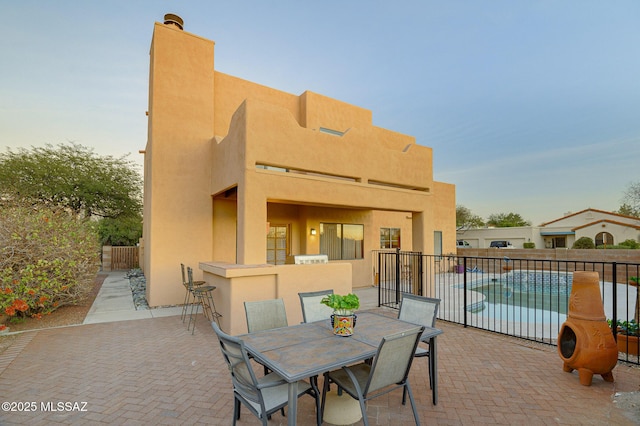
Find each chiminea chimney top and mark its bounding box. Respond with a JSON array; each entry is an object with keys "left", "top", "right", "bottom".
[{"left": 164, "top": 13, "right": 184, "bottom": 30}]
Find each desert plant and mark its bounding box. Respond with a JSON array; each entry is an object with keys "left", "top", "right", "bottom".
[
  {"left": 572, "top": 237, "right": 595, "bottom": 249},
  {"left": 0, "top": 201, "right": 100, "bottom": 324}
]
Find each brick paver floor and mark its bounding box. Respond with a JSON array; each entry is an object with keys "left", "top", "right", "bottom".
[{"left": 1, "top": 312, "right": 639, "bottom": 425}]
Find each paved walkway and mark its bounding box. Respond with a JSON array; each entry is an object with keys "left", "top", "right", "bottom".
[
  {"left": 1, "top": 272, "right": 640, "bottom": 425},
  {"left": 83, "top": 271, "right": 182, "bottom": 324}
]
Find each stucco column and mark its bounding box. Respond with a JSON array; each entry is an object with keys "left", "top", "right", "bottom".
[
  {"left": 237, "top": 184, "right": 267, "bottom": 264},
  {"left": 411, "top": 211, "right": 430, "bottom": 254},
  {"left": 412, "top": 210, "right": 436, "bottom": 297}
]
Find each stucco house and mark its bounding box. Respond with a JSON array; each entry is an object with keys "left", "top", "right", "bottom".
[
  {"left": 458, "top": 208, "right": 640, "bottom": 249},
  {"left": 141, "top": 15, "right": 456, "bottom": 333}
]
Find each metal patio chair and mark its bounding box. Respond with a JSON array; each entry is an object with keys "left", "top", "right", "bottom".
[
  {"left": 244, "top": 298, "right": 288, "bottom": 332},
  {"left": 212, "top": 322, "right": 321, "bottom": 426},
  {"left": 298, "top": 289, "right": 334, "bottom": 323},
  {"left": 320, "top": 326, "right": 425, "bottom": 426},
  {"left": 398, "top": 293, "right": 440, "bottom": 400},
  {"left": 244, "top": 298, "right": 289, "bottom": 383}
]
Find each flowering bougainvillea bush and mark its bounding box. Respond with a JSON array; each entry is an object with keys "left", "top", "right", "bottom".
[{"left": 0, "top": 201, "right": 100, "bottom": 326}]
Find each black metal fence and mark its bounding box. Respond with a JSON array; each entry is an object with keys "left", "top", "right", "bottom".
[{"left": 375, "top": 250, "right": 640, "bottom": 365}]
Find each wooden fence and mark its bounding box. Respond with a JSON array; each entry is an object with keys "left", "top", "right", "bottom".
[{"left": 102, "top": 246, "right": 139, "bottom": 271}]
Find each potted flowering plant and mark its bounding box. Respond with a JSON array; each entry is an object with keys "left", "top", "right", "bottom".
[
  {"left": 321, "top": 293, "right": 360, "bottom": 336},
  {"left": 609, "top": 318, "right": 640, "bottom": 355}
]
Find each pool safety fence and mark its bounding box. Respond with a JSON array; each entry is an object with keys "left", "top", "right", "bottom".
[{"left": 375, "top": 250, "right": 640, "bottom": 365}]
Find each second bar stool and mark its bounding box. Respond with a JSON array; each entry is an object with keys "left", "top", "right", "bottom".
[
  {"left": 186, "top": 266, "right": 222, "bottom": 334},
  {"left": 180, "top": 263, "right": 205, "bottom": 322}
]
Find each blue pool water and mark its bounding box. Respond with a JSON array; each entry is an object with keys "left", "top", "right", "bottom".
[{"left": 460, "top": 270, "right": 573, "bottom": 322}]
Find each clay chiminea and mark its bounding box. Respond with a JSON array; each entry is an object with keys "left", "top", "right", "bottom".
[{"left": 558, "top": 271, "right": 617, "bottom": 386}]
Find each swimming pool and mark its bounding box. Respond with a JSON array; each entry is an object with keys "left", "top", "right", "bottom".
[{"left": 460, "top": 270, "right": 573, "bottom": 322}]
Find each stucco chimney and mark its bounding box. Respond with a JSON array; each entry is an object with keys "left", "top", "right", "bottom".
[{"left": 163, "top": 13, "right": 184, "bottom": 30}]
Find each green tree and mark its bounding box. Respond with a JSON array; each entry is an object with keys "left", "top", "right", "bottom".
[
  {"left": 456, "top": 205, "right": 485, "bottom": 230},
  {"left": 620, "top": 181, "right": 640, "bottom": 217},
  {"left": 486, "top": 212, "right": 531, "bottom": 227},
  {"left": 617, "top": 202, "right": 640, "bottom": 218},
  {"left": 572, "top": 236, "right": 595, "bottom": 249},
  {"left": 0, "top": 143, "right": 142, "bottom": 219},
  {"left": 97, "top": 215, "right": 143, "bottom": 246}
]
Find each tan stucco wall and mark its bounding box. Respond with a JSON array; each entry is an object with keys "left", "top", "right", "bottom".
[
  {"left": 201, "top": 261, "right": 352, "bottom": 334},
  {"left": 144, "top": 23, "right": 215, "bottom": 306},
  {"left": 143, "top": 20, "right": 456, "bottom": 309}
]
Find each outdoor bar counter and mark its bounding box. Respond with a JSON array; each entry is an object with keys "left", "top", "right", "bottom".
[{"left": 199, "top": 261, "right": 352, "bottom": 334}]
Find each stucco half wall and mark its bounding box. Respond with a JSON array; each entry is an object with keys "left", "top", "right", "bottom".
[{"left": 200, "top": 261, "right": 352, "bottom": 335}]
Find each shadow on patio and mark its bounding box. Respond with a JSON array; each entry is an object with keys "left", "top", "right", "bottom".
[{"left": 1, "top": 310, "right": 640, "bottom": 425}]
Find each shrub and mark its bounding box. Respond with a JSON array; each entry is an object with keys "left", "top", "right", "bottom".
[
  {"left": 619, "top": 239, "right": 640, "bottom": 249},
  {"left": 523, "top": 242, "right": 535, "bottom": 249},
  {"left": 0, "top": 201, "right": 100, "bottom": 324},
  {"left": 572, "top": 237, "right": 595, "bottom": 249},
  {"left": 597, "top": 244, "right": 630, "bottom": 249}
]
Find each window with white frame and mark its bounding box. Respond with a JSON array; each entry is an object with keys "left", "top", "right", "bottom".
[{"left": 380, "top": 228, "right": 401, "bottom": 249}]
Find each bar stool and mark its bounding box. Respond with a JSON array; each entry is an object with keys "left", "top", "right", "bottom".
[
  {"left": 180, "top": 263, "right": 205, "bottom": 322},
  {"left": 186, "top": 267, "right": 222, "bottom": 334}
]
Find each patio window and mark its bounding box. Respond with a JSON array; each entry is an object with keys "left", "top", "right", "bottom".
[
  {"left": 267, "top": 225, "right": 289, "bottom": 265},
  {"left": 380, "top": 228, "right": 401, "bottom": 249},
  {"left": 320, "top": 223, "right": 364, "bottom": 260}
]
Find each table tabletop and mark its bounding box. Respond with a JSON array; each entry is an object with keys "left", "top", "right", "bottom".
[{"left": 241, "top": 310, "right": 442, "bottom": 382}]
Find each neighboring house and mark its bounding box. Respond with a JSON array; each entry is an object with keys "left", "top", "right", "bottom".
[
  {"left": 458, "top": 208, "right": 640, "bottom": 249},
  {"left": 141, "top": 16, "right": 456, "bottom": 332}
]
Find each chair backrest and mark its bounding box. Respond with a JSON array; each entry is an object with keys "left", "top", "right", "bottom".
[
  {"left": 186, "top": 266, "right": 196, "bottom": 288},
  {"left": 365, "top": 326, "right": 424, "bottom": 395},
  {"left": 398, "top": 293, "right": 440, "bottom": 328},
  {"left": 211, "top": 322, "right": 264, "bottom": 408},
  {"left": 181, "top": 263, "right": 187, "bottom": 286},
  {"left": 244, "top": 299, "right": 288, "bottom": 332},
  {"left": 298, "top": 289, "right": 334, "bottom": 323}
]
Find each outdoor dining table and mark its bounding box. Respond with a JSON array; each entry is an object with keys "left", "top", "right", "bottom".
[{"left": 241, "top": 310, "right": 443, "bottom": 426}]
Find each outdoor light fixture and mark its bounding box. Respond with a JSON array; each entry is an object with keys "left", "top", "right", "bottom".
[{"left": 310, "top": 228, "right": 317, "bottom": 236}]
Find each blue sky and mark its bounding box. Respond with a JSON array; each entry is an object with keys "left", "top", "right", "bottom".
[{"left": 1, "top": 1, "right": 639, "bottom": 225}]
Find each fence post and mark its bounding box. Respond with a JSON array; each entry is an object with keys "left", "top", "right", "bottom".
[
  {"left": 102, "top": 245, "right": 112, "bottom": 272},
  {"left": 418, "top": 252, "right": 423, "bottom": 296},
  {"left": 463, "top": 256, "right": 468, "bottom": 327},
  {"left": 395, "top": 248, "right": 401, "bottom": 303},
  {"left": 377, "top": 251, "right": 382, "bottom": 307},
  {"left": 612, "top": 262, "right": 617, "bottom": 341}
]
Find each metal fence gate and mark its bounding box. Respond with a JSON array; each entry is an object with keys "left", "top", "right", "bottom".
[{"left": 375, "top": 249, "right": 423, "bottom": 308}]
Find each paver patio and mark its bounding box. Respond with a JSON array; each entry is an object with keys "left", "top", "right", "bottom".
[{"left": 2, "top": 308, "right": 640, "bottom": 425}]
